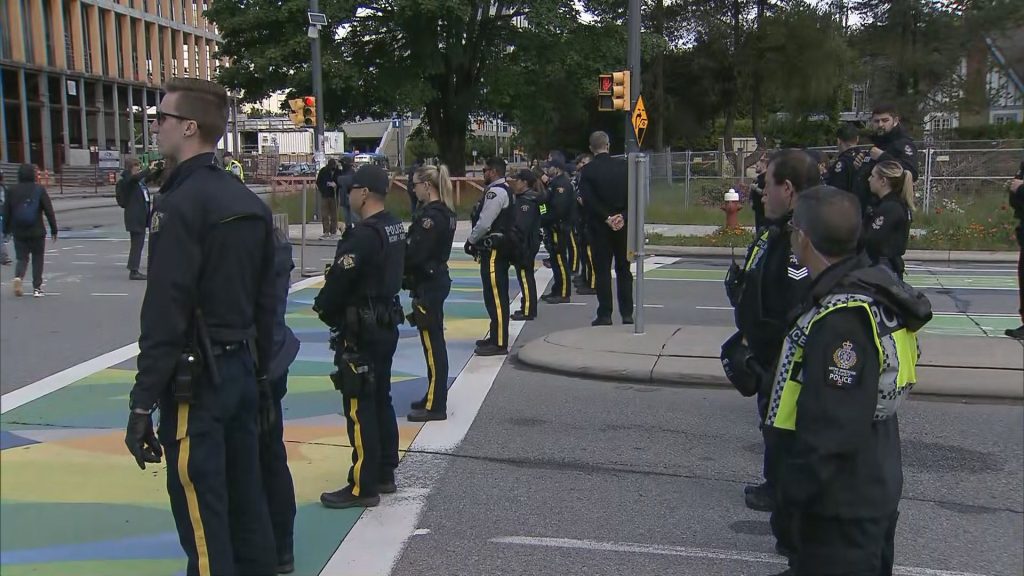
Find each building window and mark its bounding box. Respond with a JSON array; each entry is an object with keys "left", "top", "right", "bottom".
[
  {"left": 81, "top": 4, "right": 91, "bottom": 73},
  {"left": 993, "top": 113, "right": 1020, "bottom": 125},
  {"left": 98, "top": 9, "right": 108, "bottom": 75}
]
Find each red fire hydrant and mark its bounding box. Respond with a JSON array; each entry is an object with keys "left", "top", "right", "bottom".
[{"left": 722, "top": 188, "right": 743, "bottom": 229}]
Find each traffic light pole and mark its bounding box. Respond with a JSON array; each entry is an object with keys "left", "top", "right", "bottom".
[
  {"left": 310, "top": 0, "right": 324, "bottom": 166},
  {"left": 625, "top": 0, "right": 641, "bottom": 154}
]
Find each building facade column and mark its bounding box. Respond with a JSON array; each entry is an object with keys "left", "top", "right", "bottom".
[
  {"left": 79, "top": 78, "right": 88, "bottom": 148},
  {"left": 149, "top": 23, "right": 162, "bottom": 86},
  {"left": 105, "top": 9, "right": 119, "bottom": 79},
  {"left": 135, "top": 17, "right": 147, "bottom": 82},
  {"left": 69, "top": 0, "right": 85, "bottom": 71},
  {"left": 174, "top": 30, "right": 185, "bottom": 77},
  {"left": 120, "top": 14, "right": 134, "bottom": 79},
  {"left": 96, "top": 82, "right": 107, "bottom": 150},
  {"left": 0, "top": 73, "right": 8, "bottom": 162},
  {"left": 28, "top": 0, "right": 46, "bottom": 65},
  {"left": 60, "top": 76, "right": 71, "bottom": 161},
  {"left": 18, "top": 69, "right": 31, "bottom": 163},
  {"left": 162, "top": 27, "right": 173, "bottom": 82},
  {"left": 186, "top": 33, "right": 196, "bottom": 77},
  {"left": 127, "top": 87, "right": 136, "bottom": 156},
  {"left": 6, "top": 0, "right": 26, "bottom": 61},
  {"left": 39, "top": 73, "right": 55, "bottom": 170},
  {"left": 112, "top": 84, "right": 122, "bottom": 154},
  {"left": 87, "top": 4, "right": 102, "bottom": 74},
  {"left": 141, "top": 89, "right": 150, "bottom": 156},
  {"left": 48, "top": 0, "right": 68, "bottom": 69},
  {"left": 198, "top": 37, "right": 209, "bottom": 80}
]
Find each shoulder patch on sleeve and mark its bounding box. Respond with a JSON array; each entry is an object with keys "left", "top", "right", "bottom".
[
  {"left": 150, "top": 210, "right": 164, "bottom": 233},
  {"left": 421, "top": 217, "right": 433, "bottom": 229},
  {"left": 904, "top": 144, "right": 914, "bottom": 156},
  {"left": 787, "top": 253, "right": 808, "bottom": 280},
  {"left": 827, "top": 341, "right": 860, "bottom": 388},
  {"left": 485, "top": 190, "right": 497, "bottom": 200},
  {"left": 556, "top": 187, "right": 565, "bottom": 194},
  {"left": 834, "top": 162, "right": 842, "bottom": 173},
  {"left": 872, "top": 215, "right": 885, "bottom": 230},
  {"left": 338, "top": 253, "right": 356, "bottom": 269}
]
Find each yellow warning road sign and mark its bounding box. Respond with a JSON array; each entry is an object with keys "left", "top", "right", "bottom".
[{"left": 632, "top": 95, "right": 648, "bottom": 147}]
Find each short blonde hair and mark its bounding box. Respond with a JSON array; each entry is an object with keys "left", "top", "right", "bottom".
[{"left": 163, "top": 78, "right": 230, "bottom": 145}]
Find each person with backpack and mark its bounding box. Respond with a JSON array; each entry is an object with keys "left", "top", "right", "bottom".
[
  {"left": 0, "top": 170, "right": 10, "bottom": 266},
  {"left": 116, "top": 158, "right": 155, "bottom": 280},
  {"left": 3, "top": 164, "right": 57, "bottom": 297},
  {"left": 507, "top": 168, "right": 544, "bottom": 321}
]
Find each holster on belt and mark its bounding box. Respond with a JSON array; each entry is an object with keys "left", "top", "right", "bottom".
[{"left": 330, "top": 351, "right": 375, "bottom": 397}]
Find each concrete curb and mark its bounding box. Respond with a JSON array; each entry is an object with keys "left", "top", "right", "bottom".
[
  {"left": 516, "top": 325, "right": 1024, "bottom": 400},
  {"left": 646, "top": 245, "right": 1020, "bottom": 262}
]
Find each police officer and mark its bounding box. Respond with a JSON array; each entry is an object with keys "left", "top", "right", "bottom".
[
  {"left": 826, "top": 124, "right": 862, "bottom": 196},
  {"left": 541, "top": 153, "right": 576, "bottom": 303},
  {"left": 722, "top": 149, "right": 818, "bottom": 526},
  {"left": 571, "top": 154, "right": 597, "bottom": 295},
  {"left": 314, "top": 164, "right": 406, "bottom": 508},
  {"left": 467, "top": 157, "right": 514, "bottom": 356},
  {"left": 223, "top": 151, "right": 245, "bottom": 183},
  {"left": 768, "top": 186, "right": 931, "bottom": 575},
  {"left": 864, "top": 160, "right": 914, "bottom": 278},
  {"left": 577, "top": 131, "right": 633, "bottom": 325},
  {"left": 262, "top": 224, "right": 300, "bottom": 574},
  {"left": 507, "top": 168, "right": 544, "bottom": 321},
  {"left": 405, "top": 164, "right": 457, "bottom": 422},
  {"left": 124, "top": 77, "right": 278, "bottom": 576},
  {"left": 852, "top": 103, "right": 918, "bottom": 211},
  {"left": 1006, "top": 160, "right": 1024, "bottom": 340}
]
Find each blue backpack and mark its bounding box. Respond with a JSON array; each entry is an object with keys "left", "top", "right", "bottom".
[{"left": 13, "top": 187, "right": 43, "bottom": 227}]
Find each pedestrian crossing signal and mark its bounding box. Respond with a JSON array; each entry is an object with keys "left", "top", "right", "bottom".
[{"left": 597, "top": 71, "right": 630, "bottom": 112}]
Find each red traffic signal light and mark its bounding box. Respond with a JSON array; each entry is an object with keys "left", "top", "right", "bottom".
[
  {"left": 600, "top": 76, "right": 612, "bottom": 93},
  {"left": 303, "top": 96, "right": 315, "bottom": 107}
]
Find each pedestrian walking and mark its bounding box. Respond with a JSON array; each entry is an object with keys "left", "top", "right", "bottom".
[
  {"left": 3, "top": 164, "right": 57, "bottom": 297},
  {"left": 116, "top": 158, "right": 155, "bottom": 280},
  {"left": 576, "top": 131, "right": 632, "bottom": 325},
  {"left": 768, "top": 186, "right": 931, "bottom": 575},
  {"left": 0, "top": 171, "right": 10, "bottom": 266},
  {"left": 124, "top": 77, "right": 278, "bottom": 576},
  {"left": 313, "top": 164, "right": 406, "bottom": 508},
  {"left": 405, "top": 164, "right": 457, "bottom": 422},
  {"left": 317, "top": 159, "right": 340, "bottom": 239}
]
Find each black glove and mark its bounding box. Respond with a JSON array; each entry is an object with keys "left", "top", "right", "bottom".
[
  {"left": 257, "top": 376, "right": 277, "bottom": 435},
  {"left": 463, "top": 240, "right": 477, "bottom": 256},
  {"left": 125, "top": 411, "right": 163, "bottom": 470}
]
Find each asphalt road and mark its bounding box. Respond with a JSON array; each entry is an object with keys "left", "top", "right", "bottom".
[{"left": 393, "top": 266, "right": 1024, "bottom": 576}]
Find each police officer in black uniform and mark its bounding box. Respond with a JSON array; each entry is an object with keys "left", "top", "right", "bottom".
[
  {"left": 314, "top": 164, "right": 406, "bottom": 508},
  {"left": 467, "top": 157, "right": 514, "bottom": 356},
  {"left": 571, "top": 153, "right": 597, "bottom": 294},
  {"left": 124, "top": 77, "right": 278, "bottom": 576},
  {"left": 1006, "top": 160, "right": 1024, "bottom": 340},
  {"left": 852, "top": 103, "right": 918, "bottom": 213},
  {"left": 405, "top": 164, "right": 457, "bottom": 422},
  {"left": 864, "top": 160, "right": 915, "bottom": 278},
  {"left": 541, "top": 153, "right": 576, "bottom": 303},
  {"left": 826, "top": 124, "right": 862, "bottom": 196},
  {"left": 770, "top": 186, "right": 931, "bottom": 575},
  {"left": 508, "top": 168, "right": 544, "bottom": 321},
  {"left": 577, "top": 131, "right": 633, "bottom": 325},
  {"left": 722, "top": 149, "right": 818, "bottom": 530}
]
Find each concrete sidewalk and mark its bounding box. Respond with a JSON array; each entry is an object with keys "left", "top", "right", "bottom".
[{"left": 517, "top": 324, "right": 1024, "bottom": 400}]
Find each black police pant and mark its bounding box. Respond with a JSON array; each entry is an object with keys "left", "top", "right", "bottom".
[
  {"left": 515, "top": 260, "right": 538, "bottom": 318},
  {"left": 480, "top": 249, "right": 511, "bottom": 348},
  {"left": 158, "top": 349, "right": 276, "bottom": 576},
  {"left": 414, "top": 279, "right": 451, "bottom": 412},
  {"left": 567, "top": 224, "right": 579, "bottom": 277},
  {"left": 589, "top": 222, "right": 633, "bottom": 319},
  {"left": 1016, "top": 228, "right": 1023, "bottom": 323},
  {"left": 128, "top": 231, "right": 146, "bottom": 272},
  {"left": 577, "top": 225, "right": 595, "bottom": 289},
  {"left": 13, "top": 236, "right": 45, "bottom": 290},
  {"left": 341, "top": 327, "right": 400, "bottom": 497},
  {"left": 793, "top": 511, "right": 899, "bottom": 575},
  {"left": 547, "top": 226, "right": 571, "bottom": 298},
  {"left": 261, "top": 371, "right": 296, "bottom": 562}
]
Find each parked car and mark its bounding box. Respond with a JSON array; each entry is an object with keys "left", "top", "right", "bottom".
[
  {"left": 353, "top": 153, "right": 390, "bottom": 170},
  {"left": 277, "top": 162, "right": 317, "bottom": 176}
]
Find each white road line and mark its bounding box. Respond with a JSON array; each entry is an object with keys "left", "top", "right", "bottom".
[
  {"left": 696, "top": 305, "right": 732, "bottom": 310},
  {"left": 91, "top": 293, "right": 129, "bottom": 296},
  {"left": 71, "top": 261, "right": 96, "bottom": 265},
  {"left": 75, "top": 254, "right": 97, "bottom": 257},
  {"left": 61, "top": 245, "right": 85, "bottom": 250},
  {"left": 489, "top": 536, "right": 992, "bottom": 576},
  {"left": 412, "top": 529, "right": 431, "bottom": 536},
  {"left": 0, "top": 275, "right": 325, "bottom": 415},
  {"left": 651, "top": 277, "right": 1016, "bottom": 291},
  {"left": 321, "top": 268, "right": 555, "bottom": 576}
]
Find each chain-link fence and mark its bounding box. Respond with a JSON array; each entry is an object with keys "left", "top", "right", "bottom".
[{"left": 641, "top": 142, "right": 1022, "bottom": 223}]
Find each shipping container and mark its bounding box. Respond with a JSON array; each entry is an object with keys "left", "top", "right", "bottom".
[{"left": 258, "top": 131, "right": 314, "bottom": 155}]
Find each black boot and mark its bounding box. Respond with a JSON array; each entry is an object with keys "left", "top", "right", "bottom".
[{"left": 320, "top": 487, "right": 380, "bottom": 509}]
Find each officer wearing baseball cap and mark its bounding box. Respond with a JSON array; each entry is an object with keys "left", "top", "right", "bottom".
[
  {"left": 313, "top": 164, "right": 407, "bottom": 508},
  {"left": 541, "top": 153, "right": 576, "bottom": 303}
]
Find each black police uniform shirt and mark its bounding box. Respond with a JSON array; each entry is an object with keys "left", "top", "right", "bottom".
[
  {"left": 325, "top": 211, "right": 407, "bottom": 309},
  {"left": 511, "top": 191, "right": 543, "bottom": 264},
  {"left": 577, "top": 153, "right": 627, "bottom": 224},
  {"left": 468, "top": 179, "right": 512, "bottom": 245},
  {"left": 543, "top": 173, "right": 575, "bottom": 227},
  {"left": 871, "top": 123, "right": 918, "bottom": 181},
  {"left": 863, "top": 193, "right": 911, "bottom": 276},
  {"left": 405, "top": 200, "right": 457, "bottom": 285},
  {"left": 735, "top": 217, "right": 811, "bottom": 366},
  {"left": 132, "top": 152, "right": 276, "bottom": 411},
  {"left": 826, "top": 148, "right": 860, "bottom": 194},
  {"left": 777, "top": 256, "right": 902, "bottom": 519}
]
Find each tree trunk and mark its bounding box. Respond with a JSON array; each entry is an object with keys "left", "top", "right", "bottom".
[{"left": 428, "top": 102, "right": 469, "bottom": 177}]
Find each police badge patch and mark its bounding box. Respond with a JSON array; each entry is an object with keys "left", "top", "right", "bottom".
[
  {"left": 338, "top": 254, "right": 356, "bottom": 269},
  {"left": 834, "top": 162, "right": 842, "bottom": 173},
  {"left": 827, "top": 341, "right": 859, "bottom": 388},
  {"left": 521, "top": 205, "right": 529, "bottom": 212},
  {"left": 150, "top": 211, "right": 163, "bottom": 232},
  {"left": 557, "top": 187, "right": 565, "bottom": 194},
  {"left": 904, "top": 144, "right": 913, "bottom": 156},
  {"left": 485, "top": 190, "right": 497, "bottom": 200},
  {"left": 872, "top": 216, "right": 885, "bottom": 230},
  {"left": 421, "top": 217, "right": 433, "bottom": 229}
]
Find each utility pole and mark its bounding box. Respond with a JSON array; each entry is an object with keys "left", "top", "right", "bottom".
[
  {"left": 309, "top": 0, "right": 325, "bottom": 167},
  {"left": 625, "top": 0, "right": 641, "bottom": 153}
]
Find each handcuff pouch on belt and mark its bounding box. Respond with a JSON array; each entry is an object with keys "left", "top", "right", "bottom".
[
  {"left": 724, "top": 261, "right": 744, "bottom": 308},
  {"left": 330, "top": 351, "right": 375, "bottom": 396},
  {"left": 171, "top": 309, "right": 219, "bottom": 403}
]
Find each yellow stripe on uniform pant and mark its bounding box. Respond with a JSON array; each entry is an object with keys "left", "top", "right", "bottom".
[
  {"left": 348, "top": 396, "right": 365, "bottom": 496},
  {"left": 420, "top": 324, "right": 438, "bottom": 410},
  {"left": 176, "top": 403, "right": 211, "bottom": 576},
  {"left": 569, "top": 231, "right": 579, "bottom": 270},
  {"left": 553, "top": 231, "right": 567, "bottom": 297},
  {"left": 489, "top": 251, "right": 504, "bottom": 347},
  {"left": 586, "top": 246, "right": 596, "bottom": 289},
  {"left": 519, "top": 268, "right": 531, "bottom": 317}
]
